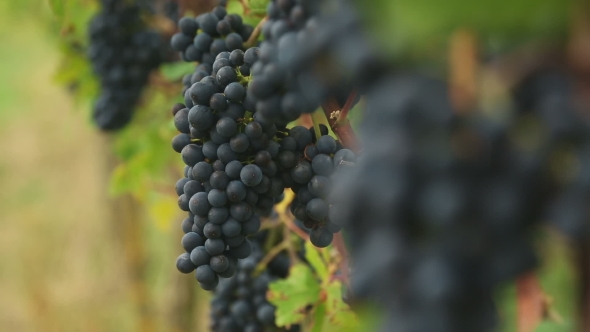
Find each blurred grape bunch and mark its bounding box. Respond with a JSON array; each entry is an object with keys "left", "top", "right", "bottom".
[{"left": 88, "top": 0, "right": 164, "bottom": 130}]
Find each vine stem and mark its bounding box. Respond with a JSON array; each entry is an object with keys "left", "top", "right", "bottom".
[
  {"left": 321, "top": 97, "right": 360, "bottom": 153},
  {"left": 284, "top": 221, "right": 300, "bottom": 266},
  {"left": 332, "top": 233, "right": 350, "bottom": 287},
  {"left": 336, "top": 89, "right": 358, "bottom": 126},
  {"left": 245, "top": 16, "right": 268, "bottom": 49},
  {"left": 319, "top": 90, "right": 361, "bottom": 284},
  {"left": 278, "top": 190, "right": 310, "bottom": 241},
  {"left": 254, "top": 240, "right": 290, "bottom": 275}
]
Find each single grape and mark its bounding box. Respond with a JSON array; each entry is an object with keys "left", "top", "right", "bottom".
[
  {"left": 190, "top": 246, "right": 211, "bottom": 267},
  {"left": 210, "top": 93, "right": 228, "bottom": 112},
  {"left": 216, "top": 66, "right": 238, "bottom": 87},
  {"left": 229, "top": 49, "right": 245, "bottom": 66},
  {"left": 208, "top": 206, "right": 230, "bottom": 224},
  {"left": 230, "top": 201, "right": 253, "bottom": 221},
  {"left": 225, "top": 160, "right": 244, "bottom": 179},
  {"left": 230, "top": 239, "right": 252, "bottom": 258},
  {"left": 306, "top": 198, "right": 328, "bottom": 221},
  {"left": 210, "top": 171, "right": 230, "bottom": 190},
  {"left": 204, "top": 222, "right": 222, "bottom": 239},
  {"left": 203, "top": 141, "right": 220, "bottom": 160},
  {"left": 192, "top": 161, "right": 213, "bottom": 182},
  {"left": 196, "top": 264, "right": 217, "bottom": 283},
  {"left": 240, "top": 164, "right": 263, "bottom": 186},
  {"left": 211, "top": 254, "right": 230, "bottom": 273},
  {"left": 188, "top": 105, "right": 214, "bottom": 130},
  {"left": 225, "top": 32, "right": 244, "bottom": 51},
  {"left": 218, "top": 143, "right": 238, "bottom": 164},
  {"left": 189, "top": 192, "right": 211, "bottom": 216},
  {"left": 333, "top": 148, "right": 356, "bottom": 168},
  {"left": 182, "top": 232, "right": 204, "bottom": 252},
  {"left": 178, "top": 194, "right": 190, "bottom": 211},
  {"left": 311, "top": 153, "right": 334, "bottom": 176},
  {"left": 205, "top": 238, "right": 226, "bottom": 256},
  {"left": 181, "top": 217, "right": 194, "bottom": 234},
  {"left": 224, "top": 82, "right": 246, "bottom": 102},
  {"left": 241, "top": 215, "right": 261, "bottom": 235},
  {"left": 208, "top": 189, "right": 228, "bottom": 207},
  {"left": 317, "top": 135, "right": 337, "bottom": 154},
  {"left": 256, "top": 303, "right": 276, "bottom": 325},
  {"left": 230, "top": 133, "right": 250, "bottom": 153},
  {"left": 181, "top": 144, "right": 205, "bottom": 166},
  {"left": 308, "top": 175, "right": 331, "bottom": 199},
  {"left": 174, "top": 108, "right": 190, "bottom": 134},
  {"left": 172, "top": 134, "right": 192, "bottom": 153},
  {"left": 245, "top": 121, "right": 263, "bottom": 138},
  {"left": 280, "top": 136, "right": 297, "bottom": 152},
  {"left": 243, "top": 47, "right": 259, "bottom": 66},
  {"left": 227, "top": 180, "right": 247, "bottom": 202},
  {"left": 176, "top": 253, "right": 196, "bottom": 273},
  {"left": 221, "top": 218, "right": 242, "bottom": 237},
  {"left": 310, "top": 227, "right": 333, "bottom": 248},
  {"left": 291, "top": 160, "right": 313, "bottom": 184},
  {"left": 278, "top": 151, "right": 297, "bottom": 168},
  {"left": 175, "top": 178, "right": 190, "bottom": 196}
]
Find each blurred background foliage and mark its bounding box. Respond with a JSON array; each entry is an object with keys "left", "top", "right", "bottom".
[{"left": 0, "top": 0, "right": 582, "bottom": 331}]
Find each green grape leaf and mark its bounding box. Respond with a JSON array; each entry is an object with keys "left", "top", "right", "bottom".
[
  {"left": 304, "top": 240, "right": 329, "bottom": 281},
  {"left": 160, "top": 62, "right": 195, "bottom": 81},
  {"left": 311, "top": 302, "right": 326, "bottom": 332},
  {"left": 248, "top": 0, "right": 269, "bottom": 17},
  {"left": 268, "top": 263, "right": 321, "bottom": 326},
  {"left": 324, "top": 281, "right": 358, "bottom": 329},
  {"left": 535, "top": 321, "right": 574, "bottom": 332},
  {"left": 226, "top": 0, "right": 245, "bottom": 16}
]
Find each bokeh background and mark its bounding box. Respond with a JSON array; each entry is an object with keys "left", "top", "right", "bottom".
[
  {"left": 0, "top": 1, "right": 211, "bottom": 331},
  {"left": 0, "top": 0, "right": 583, "bottom": 331}
]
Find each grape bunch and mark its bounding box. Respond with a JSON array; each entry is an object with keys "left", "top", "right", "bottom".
[
  {"left": 88, "top": 0, "right": 163, "bottom": 130},
  {"left": 327, "top": 75, "right": 505, "bottom": 331},
  {"left": 513, "top": 69, "right": 590, "bottom": 242},
  {"left": 210, "top": 236, "right": 296, "bottom": 332},
  {"left": 172, "top": 47, "right": 289, "bottom": 290},
  {"left": 329, "top": 67, "right": 590, "bottom": 331},
  {"left": 171, "top": 1, "right": 351, "bottom": 291},
  {"left": 284, "top": 125, "right": 357, "bottom": 248}
]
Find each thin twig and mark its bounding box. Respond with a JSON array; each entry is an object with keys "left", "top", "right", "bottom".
[
  {"left": 284, "top": 222, "right": 300, "bottom": 265},
  {"left": 321, "top": 97, "right": 360, "bottom": 153},
  {"left": 318, "top": 91, "right": 362, "bottom": 287},
  {"left": 245, "top": 16, "right": 268, "bottom": 48},
  {"left": 238, "top": 0, "right": 250, "bottom": 15},
  {"left": 516, "top": 272, "right": 548, "bottom": 332},
  {"left": 336, "top": 89, "right": 358, "bottom": 125},
  {"left": 254, "top": 240, "right": 290, "bottom": 275},
  {"left": 332, "top": 233, "right": 350, "bottom": 286}
]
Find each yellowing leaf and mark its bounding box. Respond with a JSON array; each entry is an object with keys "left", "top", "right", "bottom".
[
  {"left": 148, "top": 195, "right": 178, "bottom": 231},
  {"left": 324, "top": 281, "right": 358, "bottom": 329},
  {"left": 268, "top": 263, "right": 321, "bottom": 326}
]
